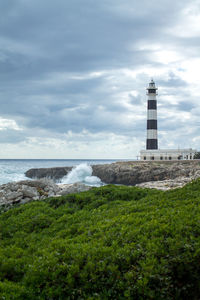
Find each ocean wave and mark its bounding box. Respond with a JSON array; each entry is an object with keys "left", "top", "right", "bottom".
[
  {"left": 61, "top": 163, "right": 102, "bottom": 186},
  {"left": 0, "top": 168, "right": 27, "bottom": 185}
]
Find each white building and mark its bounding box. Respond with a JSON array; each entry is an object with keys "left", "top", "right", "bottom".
[
  {"left": 140, "top": 148, "right": 196, "bottom": 161},
  {"left": 140, "top": 80, "right": 197, "bottom": 161}
]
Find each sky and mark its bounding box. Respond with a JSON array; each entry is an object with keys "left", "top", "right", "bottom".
[{"left": 0, "top": 0, "right": 200, "bottom": 159}]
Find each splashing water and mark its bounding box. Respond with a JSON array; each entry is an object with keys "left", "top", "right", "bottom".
[{"left": 61, "top": 163, "right": 102, "bottom": 186}]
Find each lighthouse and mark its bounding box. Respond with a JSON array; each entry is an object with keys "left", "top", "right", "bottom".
[
  {"left": 140, "top": 79, "right": 197, "bottom": 161},
  {"left": 146, "top": 79, "right": 158, "bottom": 150}
]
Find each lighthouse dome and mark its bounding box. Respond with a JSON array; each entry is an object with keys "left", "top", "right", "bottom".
[
  {"left": 149, "top": 79, "right": 155, "bottom": 87},
  {"left": 147, "top": 79, "right": 158, "bottom": 91}
]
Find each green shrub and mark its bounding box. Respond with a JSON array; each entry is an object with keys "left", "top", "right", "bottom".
[{"left": 0, "top": 181, "right": 200, "bottom": 298}]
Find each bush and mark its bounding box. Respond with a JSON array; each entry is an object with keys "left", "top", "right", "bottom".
[{"left": 1, "top": 182, "right": 200, "bottom": 298}]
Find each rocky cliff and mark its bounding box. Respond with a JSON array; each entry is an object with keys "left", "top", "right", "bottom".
[{"left": 25, "top": 160, "right": 200, "bottom": 185}]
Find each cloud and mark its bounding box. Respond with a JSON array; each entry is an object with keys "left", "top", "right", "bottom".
[{"left": 0, "top": 0, "right": 200, "bottom": 158}]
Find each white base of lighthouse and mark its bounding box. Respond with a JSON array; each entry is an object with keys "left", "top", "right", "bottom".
[{"left": 140, "top": 148, "right": 197, "bottom": 161}]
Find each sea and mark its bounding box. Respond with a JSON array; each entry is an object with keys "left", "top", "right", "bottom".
[{"left": 0, "top": 159, "right": 130, "bottom": 186}]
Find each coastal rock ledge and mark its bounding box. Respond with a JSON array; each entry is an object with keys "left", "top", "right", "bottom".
[
  {"left": 25, "top": 160, "right": 200, "bottom": 185},
  {"left": 2, "top": 161, "right": 200, "bottom": 208},
  {"left": 0, "top": 179, "right": 92, "bottom": 208}
]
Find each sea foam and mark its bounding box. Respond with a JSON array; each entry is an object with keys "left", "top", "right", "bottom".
[{"left": 61, "top": 163, "right": 102, "bottom": 186}]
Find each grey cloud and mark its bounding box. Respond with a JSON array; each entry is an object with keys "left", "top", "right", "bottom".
[
  {"left": 129, "top": 94, "right": 143, "bottom": 106},
  {"left": 176, "top": 101, "right": 195, "bottom": 112},
  {"left": 0, "top": 0, "right": 189, "bottom": 78},
  {"left": 0, "top": 129, "right": 27, "bottom": 144},
  {"left": 158, "top": 72, "right": 187, "bottom": 88},
  {"left": 0, "top": 0, "right": 199, "bottom": 152}
]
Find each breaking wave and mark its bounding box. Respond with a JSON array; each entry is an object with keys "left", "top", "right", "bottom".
[{"left": 61, "top": 163, "right": 102, "bottom": 186}]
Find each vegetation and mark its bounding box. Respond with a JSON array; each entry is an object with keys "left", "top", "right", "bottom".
[
  {"left": 1, "top": 181, "right": 200, "bottom": 299},
  {"left": 194, "top": 151, "right": 200, "bottom": 159}
]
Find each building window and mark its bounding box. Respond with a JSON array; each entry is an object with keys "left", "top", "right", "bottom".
[
  {"left": 165, "top": 157, "right": 167, "bottom": 160},
  {"left": 190, "top": 155, "right": 192, "bottom": 159},
  {"left": 148, "top": 89, "right": 156, "bottom": 93},
  {"left": 160, "top": 156, "right": 163, "bottom": 160},
  {"left": 169, "top": 156, "right": 172, "bottom": 160},
  {"left": 143, "top": 156, "right": 146, "bottom": 160},
  {"left": 151, "top": 156, "right": 154, "bottom": 160},
  {"left": 178, "top": 155, "right": 182, "bottom": 160}
]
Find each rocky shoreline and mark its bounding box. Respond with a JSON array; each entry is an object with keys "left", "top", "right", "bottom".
[
  {"left": 0, "top": 179, "right": 93, "bottom": 209},
  {"left": 25, "top": 160, "right": 200, "bottom": 185},
  {"left": 1, "top": 160, "right": 200, "bottom": 209}
]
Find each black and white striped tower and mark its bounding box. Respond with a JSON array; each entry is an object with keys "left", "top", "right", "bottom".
[{"left": 146, "top": 79, "right": 158, "bottom": 150}]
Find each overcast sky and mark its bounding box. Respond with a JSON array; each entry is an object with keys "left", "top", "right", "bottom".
[{"left": 0, "top": 0, "right": 200, "bottom": 159}]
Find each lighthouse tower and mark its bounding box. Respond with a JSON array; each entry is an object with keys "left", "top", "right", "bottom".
[
  {"left": 140, "top": 79, "right": 197, "bottom": 160},
  {"left": 146, "top": 79, "right": 158, "bottom": 150}
]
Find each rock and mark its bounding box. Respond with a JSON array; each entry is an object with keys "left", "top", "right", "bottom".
[
  {"left": 6, "top": 191, "right": 23, "bottom": 202},
  {"left": 58, "top": 182, "right": 92, "bottom": 196},
  {"left": 0, "top": 179, "right": 61, "bottom": 208},
  {"left": 25, "top": 161, "right": 200, "bottom": 185},
  {"left": 92, "top": 161, "right": 200, "bottom": 185},
  {"left": 10, "top": 185, "right": 19, "bottom": 192},
  {"left": 0, "top": 179, "right": 93, "bottom": 209},
  {"left": 136, "top": 176, "right": 193, "bottom": 190},
  {"left": 19, "top": 178, "right": 60, "bottom": 192},
  {"left": 21, "top": 185, "right": 39, "bottom": 199},
  {"left": 2, "top": 161, "right": 200, "bottom": 209},
  {"left": 25, "top": 167, "right": 72, "bottom": 181}
]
